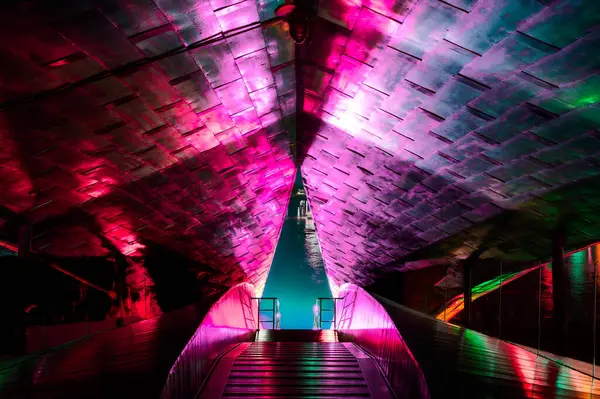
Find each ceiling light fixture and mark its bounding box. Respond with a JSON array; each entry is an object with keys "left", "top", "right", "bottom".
[{"left": 275, "top": 0, "right": 314, "bottom": 45}]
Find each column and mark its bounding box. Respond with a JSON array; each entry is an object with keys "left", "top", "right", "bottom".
[
  {"left": 552, "top": 229, "right": 569, "bottom": 355},
  {"left": 463, "top": 248, "right": 484, "bottom": 328},
  {"left": 463, "top": 259, "right": 473, "bottom": 328}
]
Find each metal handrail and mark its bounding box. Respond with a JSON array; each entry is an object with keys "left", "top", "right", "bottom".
[
  {"left": 252, "top": 297, "right": 280, "bottom": 330},
  {"left": 336, "top": 290, "right": 357, "bottom": 329},
  {"left": 241, "top": 291, "right": 257, "bottom": 328},
  {"left": 317, "top": 297, "right": 344, "bottom": 330}
]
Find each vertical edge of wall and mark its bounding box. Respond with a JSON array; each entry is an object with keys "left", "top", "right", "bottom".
[{"left": 160, "top": 283, "right": 258, "bottom": 399}]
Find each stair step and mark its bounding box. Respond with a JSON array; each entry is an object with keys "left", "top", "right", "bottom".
[
  {"left": 219, "top": 339, "right": 374, "bottom": 398},
  {"left": 255, "top": 329, "right": 338, "bottom": 342},
  {"left": 223, "top": 396, "right": 371, "bottom": 399},
  {"left": 229, "top": 371, "right": 366, "bottom": 378},
  {"left": 226, "top": 378, "right": 368, "bottom": 386},
  {"left": 223, "top": 385, "right": 372, "bottom": 395},
  {"left": 231, "top": 365, "right": 362, "bottom": 372}
]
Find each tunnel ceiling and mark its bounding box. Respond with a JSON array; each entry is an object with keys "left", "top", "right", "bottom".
[
  {"left": 296, "top": 0, "right": 600, "bottom": 289},
  {"left": 0, "top": 0, "right": 297, "bottom": 294},
  {"left": 0, "top": 0, "right": 600, "bottom": 295}
]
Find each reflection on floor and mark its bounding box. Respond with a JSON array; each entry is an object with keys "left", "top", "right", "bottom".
[
  {"left": 436, "top": 243, "right": 600, "bottom": 365},
  {"left": 221, "top": 342, "right": 370, "bottom": 398},
  {"left": 513, "top": 342, "right": 600, "bottom": 384},
  {"left": 0, "top": 305, "right": 207, "bottom": 399},
  {"left": 200, "top": 329, "right": 393, "bottom": 399},
  {"left": 377, "top": 295, "right": 600, "bottom": 399}
]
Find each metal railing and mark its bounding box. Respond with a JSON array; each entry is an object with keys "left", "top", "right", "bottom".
[
  {"left": 316, "top": 297, "right": 344, "bottom": 330},
  {"left": 252, "top": 297, "right": 280, "bottom": 330},
  {"left": 241, "top": 291, "right": 257, "bottom": 329},
  {"left": 336, "top": 290, "right": 358, "bottom": 330}
]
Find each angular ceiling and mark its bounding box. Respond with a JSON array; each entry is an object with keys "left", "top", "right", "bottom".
[
  {"left": 295, "top": 0, "right": 600, "bottom": 291},
  {"left": 0, "top": 0, "right": 296, "bottom": 295},
  {"left": 1, "top": 0, "right": 600, "bottom": 297}
]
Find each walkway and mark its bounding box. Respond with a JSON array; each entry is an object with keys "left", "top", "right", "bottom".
[
  {"left": 200, "top": 329, "right": 392, "bottom": 399},
  {"left": 375, "top": 294, "right": 600, "bottom": 399},
  {"left": 6, "top": 295, "right": 599, "bottom": 398},
  {"left": 0, "top": 303, "right": 215, "bottom": 399}
]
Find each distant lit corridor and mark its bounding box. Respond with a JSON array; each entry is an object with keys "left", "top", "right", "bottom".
[{"left": 262, "top": 171, "right": 332, "bottom": 329}]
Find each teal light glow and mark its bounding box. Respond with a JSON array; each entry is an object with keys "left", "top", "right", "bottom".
[
  {"left": 0, "top": 246, "right": 16, "bottom": 257},
  {"left": 573, "top": 94, "right": 600, "bottom": 107},
  {"left": 461, "top": 329, "right": 496, "bottom": 375},
  {"left": 262, "top": 170, "right": 332, "bottom": 329}
]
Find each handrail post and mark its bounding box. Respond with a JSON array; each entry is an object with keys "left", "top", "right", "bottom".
[
  {"left": 271, "top": 298, "right": 275, "bottom": 330},
  {"left": 252, "top": 297, "right": 279, "bottom": 330},
  {"left": 252, "top": 297, "right": 261, "bottom": 330},
  {"left": 318, "top": 298, "right": 324, "bottom": 330},
  {"left": 333, "top": 298, "right": 337, "bottom": 330},
  {"left": 316, "top": 297, "right": 344, "bottom": 330}
]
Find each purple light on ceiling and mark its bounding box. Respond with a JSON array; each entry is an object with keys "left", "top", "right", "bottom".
[
  {"left": 250, "top": 85, "right": 280, "bottom": 117},
  {"left": 215, "top": 1, "right": 260, "bottom": 32},
  {"left": 317, "top": 0, "right": 362, "bottom": 30},
  {"left": 3, "top": 0, "right": 600, "bottom": 300},
  {"left": 237, "top": 49, "right": 275, "bottom": 92},
  {"left": 232, "top": 107, "right": 262, "bottom": 134},
  {"left": 0, "top": 0, "right": 299, "bottom": 296},
  {"left": 299, "top": 0, "right": 458, "bottom": 291}
]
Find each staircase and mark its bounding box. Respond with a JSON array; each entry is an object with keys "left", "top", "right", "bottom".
[
  {"left": 255, "top": 329, "right": 338, "bottom": 342},
  {"left": 219, "top": 330, "right": 372, "bottom": 398}
]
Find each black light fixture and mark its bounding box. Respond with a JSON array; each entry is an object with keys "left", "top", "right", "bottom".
[{"left": 275, "top": 0, "right": 314, "bottom": 45}]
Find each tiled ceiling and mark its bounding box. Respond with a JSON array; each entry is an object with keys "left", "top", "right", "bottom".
[
  {"left": 1, "top": 0, "right": 600, "bottom": 297},
  {"left": 297, "top": 0, "right": 600, "bottom": 291},
  {"left": 0, "top": 0, "right": 296, "bottom": 295}
]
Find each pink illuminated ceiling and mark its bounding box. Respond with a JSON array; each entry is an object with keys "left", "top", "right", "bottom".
[
  {"left": 0, "top": 0, "right": 296, "bottom": 295},
  {"left": 1, "top": 0, "right": 600, "bottom": 295}
]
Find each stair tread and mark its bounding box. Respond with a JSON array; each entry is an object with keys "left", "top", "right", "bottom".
[
  {"left": 230, "top": 371, "right": 366, "bottom": 378},
  {"left": 218, "top": 337, "right": 373, "bottom": 398},
  {"left": 223, "top": 386, "right": 372, "bottom": 394},
  {"left": 222, "top": 396, "right": 371, "bottom": 398},
  {"left": 226, "top": 378, "right": 368, "bottom": 386},
  {"left": 232, "top": 366, "right": 362, "bottom": 372}
]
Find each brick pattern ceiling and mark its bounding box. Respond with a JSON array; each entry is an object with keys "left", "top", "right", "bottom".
[
  {"left": 1, "top": 0, "right": 600, "bottom": 296},
  {"left": 297, "top": 0, "right": 600, "bottom": 290},
  {"left": 0, "top": 0, "right": 296, "bottom": 294}
]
